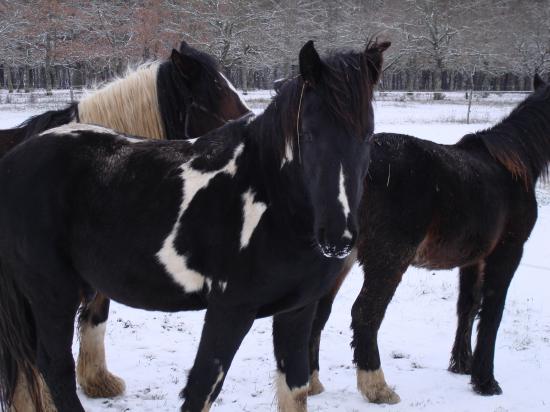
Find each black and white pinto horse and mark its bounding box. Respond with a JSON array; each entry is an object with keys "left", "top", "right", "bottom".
[
  {"left": 0, "top": 40, "right": 389, "bottom": 412},
  {"left": 0, "top": 41, "right": 251, "bottom": 401}
]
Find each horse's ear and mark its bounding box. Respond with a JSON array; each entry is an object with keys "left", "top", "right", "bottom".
[
  {"left": 365, "top": 41, "right": 391, "bottom": 84},
  {"left": 299, "top": 40, "right": 323, "bottom": 86},
  {"left": 171, "top": 49, "right": 200, "bottom": 81},
  {"left": 534, "top": 73, "right": 546, "bottom": 90}
]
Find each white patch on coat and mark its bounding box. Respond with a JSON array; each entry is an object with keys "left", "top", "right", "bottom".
[
  {"left": 240, "top": 189, "right": 267, "bottom": 249},
  {"left": 40, "top": 123, "right": 117, "bottom": 137},
  {"left": 343, "top": 229, "right": 353, "bottom": 240},
  {"left": 157, "top": 143, "right": 244, "bottom": 292},
  {"left": 218, "top": 280, "right": 228, "bottom": 292},
  {"left": 337, "top": 163, "right": 351, "bottom": 220},
  {"left": 120, "top": 135, "right": 145, "bottom": 143},
  {"left": 219, "top": 72, "right": 251, "bottom": 111},
  {"left": 281, "top": 140, "right": 294, "bottom": 168}
]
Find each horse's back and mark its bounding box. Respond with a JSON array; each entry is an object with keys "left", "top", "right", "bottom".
[{"left": 366, "top": 133, "right": 534, "bottom": 269}]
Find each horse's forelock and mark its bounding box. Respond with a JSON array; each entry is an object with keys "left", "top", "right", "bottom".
[{"left": 321, "top": 51, "right": 375, "bottom": 138}]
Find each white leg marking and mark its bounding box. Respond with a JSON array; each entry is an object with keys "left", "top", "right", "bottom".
[
  {"left": 157, "top": 144, "right": 244, "bottom": 292},
  {"left": 219, "top": 72, "right": 251, "bottom": 111},
  {"left": 337, "top": 163, "right": 351, "bottom": 220},
  {"left": 276, "top": 372, "right": 308, "bottom": 412},
  {"left": 357, "top": 368, "right": 400, "bottom": 404},
  {"left": 308, "top": 369, "right": 325, "bottom": 396},
  {"left": 202, "top": 366, "right": 225, "bottom": 412},
  {"left": 240, "top": 189, "right": 267, "bottom": 249},
  {"left": 77, "top": 321, "right": 125, "bottom": 398}
]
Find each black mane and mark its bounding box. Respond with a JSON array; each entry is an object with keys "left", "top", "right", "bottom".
[{"left": 252, "top": 44, "right": 377, "bottom": 161}]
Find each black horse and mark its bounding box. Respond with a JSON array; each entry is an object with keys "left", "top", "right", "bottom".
[
  {"left": 0, "top": 40, "right": 389, "bottom": 412},
  {"left": 0, "top": 41, "right": 251, "bottom": 401},
  {"left": 308, "top": 75, "right": 550, "bottom": 402}
]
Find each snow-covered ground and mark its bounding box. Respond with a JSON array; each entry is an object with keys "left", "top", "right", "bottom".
[{"left": 0, "top": 93, "right": 548, "bottom": 411}]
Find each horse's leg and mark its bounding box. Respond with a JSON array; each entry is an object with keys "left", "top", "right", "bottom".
[
  {"left": 32, "top": 280, "right": 84, "bottom": 411},
  {"left": 351, "top": 254, "right": 411, "bottom": 404},
  {"left": 77, "top": 292, "right": 125, "bottom": 398},
  {"left": 11, "top": 367, "right": 56, "bottom": 412},
  {"left": 308, "top": 249, "right": 356, "bottom": 396},
  {"left": 449, "top": 263, "right": 483, "bottom": 374},
  {"left": 471, "top": 241, "right": 523, "bottom": 395},
  {"left": 273, "top": 302, "right": 318, "bottom": 412},
  {"left": 180, "top": 304, "right": 256, "bottom": 412}
]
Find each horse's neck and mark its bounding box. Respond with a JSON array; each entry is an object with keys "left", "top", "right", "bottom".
[
  {"left": 243, "top": 117, "right": 312, "bottom": 236},
  {"left": 77, "top": 63, "right": 165, "bottom": 139}
]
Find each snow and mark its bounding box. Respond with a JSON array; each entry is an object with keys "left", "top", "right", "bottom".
[{"left": 0, "top": 92, "right": 549, "bottom": 411}]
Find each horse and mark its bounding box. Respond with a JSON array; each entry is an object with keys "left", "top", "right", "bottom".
[
  {"left": 0, "top": 40, "right": 390, "bottom": 412},
  {"left": 306, "top": 74, "right": 550, "bottom": 403},
  {"left": 0, "top": 40, "right": 250, "bottom": 150},
  {"left": 0, "top": 40, "right": 252, "bottom": 402}
]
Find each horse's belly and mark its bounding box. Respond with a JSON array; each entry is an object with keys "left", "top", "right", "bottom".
[
  {"left": 412, "top": 231, "right": 499, "bottom": 270},
  {"left": 78, "top": 259, "right": 207, "bottom": 312}
]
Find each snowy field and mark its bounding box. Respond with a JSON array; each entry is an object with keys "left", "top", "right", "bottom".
[{"left": 0, "top": 92, "right": 549, "bottom": 412}]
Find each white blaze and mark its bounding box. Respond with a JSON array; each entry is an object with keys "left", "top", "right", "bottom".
[{"left": 338, "top": 163, "right": 351, "bottom": 220}]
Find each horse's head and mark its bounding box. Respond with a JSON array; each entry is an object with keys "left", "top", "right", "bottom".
[
  {"left": 293, "top": 40, "right": 390, "bottom": 258},
  {"left": 168, "top": 41, "right": 251, "bottom": 138}
]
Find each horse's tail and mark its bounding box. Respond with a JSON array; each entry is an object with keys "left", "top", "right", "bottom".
[
  {"left": 0, "top": 260, "right": 49, "bottom": 411},
  {"left": 0, "top": 103, "right": 78, "bottom": 159}
]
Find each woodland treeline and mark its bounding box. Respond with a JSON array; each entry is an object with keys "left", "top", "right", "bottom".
[{"left": 1, "top": 0, "right": 549, "bottom": 93}]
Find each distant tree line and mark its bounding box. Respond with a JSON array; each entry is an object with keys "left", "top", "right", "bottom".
[{"left": 1, "top": 0, "right": 549, "bottom": 94}]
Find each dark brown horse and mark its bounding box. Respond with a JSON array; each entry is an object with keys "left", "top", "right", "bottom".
[{"left": 308, "top": 75, "right": 550, "bottom": 402}]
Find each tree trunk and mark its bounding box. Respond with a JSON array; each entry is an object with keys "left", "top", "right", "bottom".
[
  {"left": 241, "top": 66, "right": 248, "bottom": 93},
  {"left": 24, "top": 65, "right": 32, "bottom": 93},
  {"left": 7, "top": 66, "right": 13, "bottom": 93}
]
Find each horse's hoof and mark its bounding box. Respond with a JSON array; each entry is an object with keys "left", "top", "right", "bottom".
[
  {"left": 357, "top": 369, "right": 400, "bottom": 404},
  {"left": 308, "top": 370, "right": 325, "bottom": 396},
  {"left": 78, "top": 369, "right": 126, "bottom": 398},
  {"left": 472, "top": 378, "right": 503, "bottom": 396}
]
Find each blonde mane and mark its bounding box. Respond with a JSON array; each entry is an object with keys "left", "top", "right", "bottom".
[{"left": 78, "top": 63, "right": 165, "bottom": 139}]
